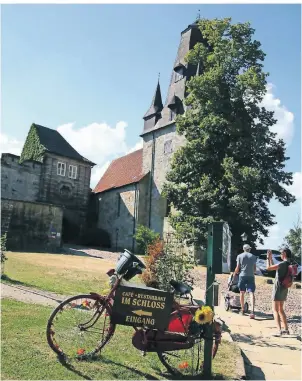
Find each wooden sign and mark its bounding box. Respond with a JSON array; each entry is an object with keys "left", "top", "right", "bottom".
[{"left": 111, "top": 286, "right": 174, "bottom": 330}]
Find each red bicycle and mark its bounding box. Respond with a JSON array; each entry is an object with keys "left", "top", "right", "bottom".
[{"left": 46, "top": 250, "right": 222, "bottom": 378}]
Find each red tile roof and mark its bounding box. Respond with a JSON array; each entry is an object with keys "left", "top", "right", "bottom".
[{"left": 93, "top": 149, "right": 144, "bottom": 193}]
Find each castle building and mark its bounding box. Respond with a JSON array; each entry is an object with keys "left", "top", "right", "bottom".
[
  {"left": 1, "top": 123, "right": 95, "bottom": 249},
  {"left": 94, "top": 20, "right": 203, "bottom": 251}
]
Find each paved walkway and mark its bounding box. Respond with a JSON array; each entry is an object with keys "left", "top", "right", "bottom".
[{"left": 192, "top": 287, "right": 302, "bottom": 380}]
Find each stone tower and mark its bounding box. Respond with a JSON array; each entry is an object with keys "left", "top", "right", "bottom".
[{"left": 141, "top": 20, "right": 203, "bottom": 236}]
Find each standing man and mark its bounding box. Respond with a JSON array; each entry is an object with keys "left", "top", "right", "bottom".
[{"left": 235, "top": 244, "right": 257, "bottom": 319}]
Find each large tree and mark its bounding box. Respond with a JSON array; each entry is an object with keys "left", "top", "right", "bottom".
[
  {"left": 163, "top": 18, "right": 295, "bottom": 250},
  {"left": 282, "top": 218, "right": 301, "bottom": 261}
]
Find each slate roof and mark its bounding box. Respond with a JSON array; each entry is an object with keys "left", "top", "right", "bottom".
[
  {"left": 33, "top": 124, "right": 95, "bottom": 165},
  {"left": 93, "top": 149, "right": 144, "bottom": 193}
]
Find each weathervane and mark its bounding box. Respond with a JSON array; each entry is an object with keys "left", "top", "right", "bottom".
[{"left": 197, "top": 9, "right": 201, "bottom": 20}]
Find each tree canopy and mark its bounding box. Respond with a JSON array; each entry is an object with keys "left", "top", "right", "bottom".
[
  {"left": 282, "top": 218, "right": 301, "bottom": 261},
  {"left": 163, "top": 18, "right": 295, "bottom": 249}
]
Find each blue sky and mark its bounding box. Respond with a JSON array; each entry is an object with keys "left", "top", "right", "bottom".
[{"left": 1, "top": 4, "right": 301, "bottom": 249}]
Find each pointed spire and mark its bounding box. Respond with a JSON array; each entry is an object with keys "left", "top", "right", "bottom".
[{"left": 143, "top": 79, "right": 163, "bottom": 120}]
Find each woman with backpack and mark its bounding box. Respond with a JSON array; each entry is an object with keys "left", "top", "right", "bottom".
[{"left": 266, "top": 248, "right": 294, "bottom": 336}]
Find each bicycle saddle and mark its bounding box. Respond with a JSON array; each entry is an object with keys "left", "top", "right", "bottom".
[{"left": 170, "top": 280, "right": 193, "bottom": 296}]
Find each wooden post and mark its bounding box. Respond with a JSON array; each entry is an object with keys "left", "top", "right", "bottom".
[
  {"left": 203, "top": 224, "right": 215, "bottom": 379},
  {"left": 203, "top": 222, "right": 226, "bottom": 378}
]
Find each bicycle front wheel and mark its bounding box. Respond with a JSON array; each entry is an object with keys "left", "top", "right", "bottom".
[{"left": 46, "top": 294, "right": 115, "bottom": 361}]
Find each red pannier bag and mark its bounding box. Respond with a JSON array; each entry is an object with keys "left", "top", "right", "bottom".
[{"left": 167, "top": 310, "right": 193, "bottom": 333}]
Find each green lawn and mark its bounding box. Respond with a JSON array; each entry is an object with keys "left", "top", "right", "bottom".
[
  {"left": 2, "top": 299, "right": 240, "bottom": 380},
  {"left": 2, "top": 252, "right": 116, "bottom": 295},
  {"left": 2, "top": 252, "right": 241, "bottom": 380}
]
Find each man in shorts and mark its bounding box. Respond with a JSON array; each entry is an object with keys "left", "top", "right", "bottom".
[{"left": 235, "top": 244, "right": 257, "bottom": 318}]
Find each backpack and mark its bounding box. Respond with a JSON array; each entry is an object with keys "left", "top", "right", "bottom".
[{"left": 281, "top": 263, "right": 298, "bottom": 288}]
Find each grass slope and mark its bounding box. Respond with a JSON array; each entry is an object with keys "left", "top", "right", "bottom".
[{"left": 3, "top": 252, "right": 114, "bottom": 295}]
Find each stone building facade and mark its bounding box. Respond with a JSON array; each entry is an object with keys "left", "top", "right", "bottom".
[
  {"left": 94, "top": 20, "right": 202, "bottom": 251},
  {"left": 1, "top": 123, "right": 95, "bottom": 248},
  {"left": 94, "top": 149, "right": 149, "bottom": 251}
]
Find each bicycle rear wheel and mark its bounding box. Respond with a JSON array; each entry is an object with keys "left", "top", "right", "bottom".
[
  {"left": 157, "top": 337, "right": 219, "bottom": 378},
  {"left": 46, "top": 294, "right": 115, "bottom": 361}
]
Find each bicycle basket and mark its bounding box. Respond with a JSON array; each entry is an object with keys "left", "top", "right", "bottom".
[{"left": 116, "top": 249, "right": 145, "bottom": 277}]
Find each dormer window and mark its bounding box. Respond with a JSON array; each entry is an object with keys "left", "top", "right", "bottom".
[
  {"left": 174, "top": 68, "right": 184, "bottom": 82},
  {"left": 57, "top": 162, "right": 66, "bottom": 176},
  {"left": 174, "top": 63, "right": 186, "bottom": 82}
]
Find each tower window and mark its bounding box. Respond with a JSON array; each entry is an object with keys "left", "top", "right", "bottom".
[{"left": 164, "top": 140, "right": 173, "bottom": 155}]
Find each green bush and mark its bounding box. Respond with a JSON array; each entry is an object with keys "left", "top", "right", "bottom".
[
  {"left": 134, "top": 225, "right": 160, "bottom": 255},
  {"left": 1, "top": 233, "right": 7, "bottom": 277}
]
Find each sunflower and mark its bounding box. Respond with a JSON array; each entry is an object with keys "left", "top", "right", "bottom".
[{"left": 194, "top": 306, "right": 214, "bottom": 325}]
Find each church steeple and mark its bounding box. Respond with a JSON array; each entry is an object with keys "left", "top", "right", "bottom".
[
  {"left": 141, "top": 20, "right": 203, "bottom": 136},
  {"left": 143, "top": 79, "right": 163, "bottom": 119},
  {"left": 142, "top": 79, "right": 163, "bottom": 132}
]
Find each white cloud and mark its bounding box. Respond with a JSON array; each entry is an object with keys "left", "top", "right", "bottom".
[
  {"left": 260, "top": 83, "right": 294, "bottom": 146},
  {"left": 284, "top": 172, "right": 302, "bottom": 200},
  {"left": 127, "top": 139, "right": 143, "bottom": 154},
  {"left": 57, "top": 121, "right": 128, "bottom": 166},
  {"left": 57, "top": 121, "right": 144, "bottom": 187},
  {"left": 0, "top": 133, "right": 24, "bottom": 156}
]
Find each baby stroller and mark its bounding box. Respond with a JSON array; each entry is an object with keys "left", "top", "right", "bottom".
[{"left": 224, "top": 273, "right": 249, "bottom": 313}]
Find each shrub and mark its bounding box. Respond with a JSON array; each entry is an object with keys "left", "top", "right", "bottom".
[
  {"left": 134, "top": 225, "right": 160, "bottom": 255},
  {"left": 1, "top": 233, "right": 8, "bottom": 277},
  {"left": 141, "top": 237, "right": 196, "bottom": 291},
  {"left": 141, "top": 239, "right": 164, "bottom": 288}
]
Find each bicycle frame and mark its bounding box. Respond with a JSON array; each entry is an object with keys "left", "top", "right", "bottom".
[{"left": 85, "top": 269, "right": 222, "bottom": 355}]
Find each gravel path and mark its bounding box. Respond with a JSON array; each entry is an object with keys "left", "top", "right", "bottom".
[
  {"left": 191, "top": 269, "right": 302, "bottom": 337},
  {"left": 1, "top": 283, "right": 67, "bottom": 307},
  {"left": 63, "top": 244, "right": 122, "bottom": 262}
]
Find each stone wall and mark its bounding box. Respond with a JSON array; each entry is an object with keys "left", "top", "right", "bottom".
[
  {"left": 97, "top": 178, "right": 148, "bottom": 252},
  {"left": 97, "top": 184, "right": 137, "bottom": 251},
  {"left": 1, "top": 198, "right": 63, "bottom": 252},
  {"left": 142, "top": 123, "right": 186, "bottom": 235},
  {"left": 1, "top": 154, "right": 42, "bottom": 202}
]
